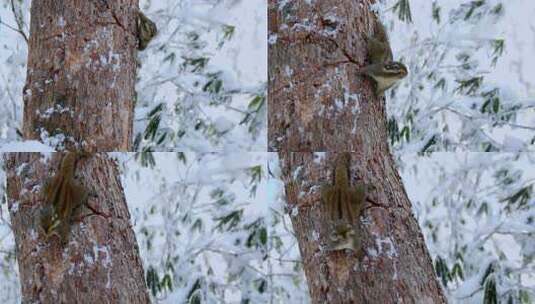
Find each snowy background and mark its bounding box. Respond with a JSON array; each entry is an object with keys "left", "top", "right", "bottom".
[
  {"left": 0, "top": 152, "right": 271, "bottom": 303},
  {"left": 384, "top": 0, "right": 535, "bottom": 152},
  {"left": 268, "top": 152, "right": 535, "bottom": 303},
  {"left": 0, "top": 0, "right": 267, "bottom": 151},
  {"left": 266, "top": 0, "right": 535, "bottom": 303},
  {"left": 0, "top": 0, "right": 534, "bottom": 303}
]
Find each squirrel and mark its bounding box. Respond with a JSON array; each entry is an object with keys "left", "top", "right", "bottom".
[
  {"left": 40, "top": 152, "right": 89, "bottom": 245},
  {"left": 359, "top": 17, "right": 408, "bottom": 94},
  {"left": 137, "top": 11, "right": 157, "bottom": 51},
  {"left": 321, "top": 153, "right": 368, "bottom": 254}
]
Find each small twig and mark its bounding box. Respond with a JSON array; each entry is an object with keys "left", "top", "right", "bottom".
[
  {"left": 8, "top": 0, "right": 28, "bottom": 43},
  {"left": 0, "top": 20, "right": 27, "bottom": 42}
]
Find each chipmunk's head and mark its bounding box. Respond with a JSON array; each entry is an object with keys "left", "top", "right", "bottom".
[
  {"left": 360, "top": 61, "right": 408, "bottom": 94},
  {"left": 383, "top": 62, "right": 408, "bottom": 79}
]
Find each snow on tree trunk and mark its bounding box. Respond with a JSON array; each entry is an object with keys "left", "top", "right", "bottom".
[
  {"left": 269, "top": 0, "right": 380, "bottom": 151},
  {"left": 4, "top": 153, "right": 150, "bottom": 303},
  {"left": 6, "top": 1, "right": 149, "bottom": 302},
  {"left": 22, "top": 1, "right": 138, "bottom": 151},
  {"left": 280, "top": 152, "right": 446, "bottom": 303},
  {"left": 270, "top": 0, "right": 446, "bottom": 302}
]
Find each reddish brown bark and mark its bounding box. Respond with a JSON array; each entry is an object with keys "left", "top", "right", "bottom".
[
  {"left": 270, "top": 0, "right": 446, "bottom": 302},
  {"left": 268, "top": 0, "right": 383, "bottom": 152},
  {"left": 280, "top": 152, "right": 446, "bottom": 303},
  {"left": 4, "top": 153, "right": 149, "bottom": 303},
  {"left": 22, "top": 0, "right": 138, "bottom": 151},
  {"left": 8, "top": 1, "right": 149, "bottom": 301}
]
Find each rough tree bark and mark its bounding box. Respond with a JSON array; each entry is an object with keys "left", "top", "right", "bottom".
[
  {"left": 269, "top": 0, "right": 446, "bottom": 303},
  {"left": 5, "top": 1, "right": 150, "bottom": 302},
  {"left": 269, "top": 0, "right": 382, "bottom": 151},
  {"left": 4, "top": 153, "right": 149, "bottom": 303},
  {"left": 280, "top": 152, "right": 446, "bottom": 303},
  {"left": 22, "top": 0, "right": 137, "bottom": 151}
]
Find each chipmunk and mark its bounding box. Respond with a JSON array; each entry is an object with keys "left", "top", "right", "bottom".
[
  {"left": 40, "top": 152, "right": 89, "bottom": 245},
  {"left": 359, "top": 17, "right": 408, "bottom": 94},
  {"left": 321, "top": 153, "right": 368, "bottom": 253},
  {"left": 137, "top": 11, "right": 157, "bottom": 51}
]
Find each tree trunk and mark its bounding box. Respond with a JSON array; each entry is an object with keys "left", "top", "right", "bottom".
[
  {"left": 269, "top": 0, "right": 446, "bottom": 302},
  {"left": 280, "top": 152, "right": 446, "bottom": 303},
  {"left": 22, "top": 0, "right": 138, "bottom": 151},
  {"left": 7, "top": 1, "right": 149, "bottom": 302},
  {"left": 268, "top": 0, "right": 383, "bottom": 151},
  {"left": 4, "top": 153, "right": 150, "bottom": 303}
]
